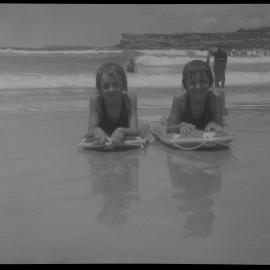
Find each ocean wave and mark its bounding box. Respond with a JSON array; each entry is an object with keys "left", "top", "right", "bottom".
[
  {"left": 0, "top": 48, "right": 123, "bottom": 55},
  {"left": 228, "top": 56, "right": 270, "bottom": 64},
  {"left": 0, "top": 73, "right": 95, "bottom": 89},
  {"left": 136, "top": 55, "right": 194, "bottom": 66},
  {"left": 0, "top": 71, "right": 270, "bottom": 90},
  {"left": 0, "top": 73, "right": 183, "bottom": 89},
  {"left": 137, "top": 49, "right": 207, "bottom": 57},
  {"left": 135, "top": 54, "right": 270, "bottom": 66},
  {"left": 130, "top": 72, "right": 270, "bottom": 87}
]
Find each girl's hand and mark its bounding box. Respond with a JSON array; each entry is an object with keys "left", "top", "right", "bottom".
[
  {"left": 179, "top": 122, "right": 196, "bottom": 135},
  {"left": 204, "top": 121, "right": 222, "bottom": 132},
  {"left": 111, "top": 128, "right": 125, "bottom": 144},
  {"left": 82, "top": 133, "right": 94, "bottom": 143},
  {"left": 93, "top": 127, "right": 108, "bottom": 144}
]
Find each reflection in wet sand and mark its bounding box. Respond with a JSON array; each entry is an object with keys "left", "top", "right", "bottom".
[
  {"left": 167, "top": 150, "right": 235, "bottom": 237},
  {"left": 85, "top": 151, "right": 140, "bottom": 227}
]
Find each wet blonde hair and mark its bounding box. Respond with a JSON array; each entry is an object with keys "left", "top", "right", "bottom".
[
  {"left": 182, "top": 60, "right": 214, "bottom": 90},
  {"left": 96, "top": 62, "right": 128, "bottom": 94}
]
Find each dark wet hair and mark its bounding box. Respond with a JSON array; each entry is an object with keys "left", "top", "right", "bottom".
[
  {"left": 182, "top": 60, "right": 214, "bottom": 90},
  {"left": 96, "top": 62, "right": 128, "bottom": 93}
]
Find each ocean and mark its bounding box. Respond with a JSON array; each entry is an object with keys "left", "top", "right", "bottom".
[
  {"left": 1, "top": 48, "right": 270, "bottom": 263},
  {"left": 2, "top": 48, "right": 270, "bottom": 90},
  {"left": 1, "top": 48, "right": 270, "bottom": 114}
]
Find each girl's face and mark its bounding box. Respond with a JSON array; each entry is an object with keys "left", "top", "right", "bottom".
[
  {"left": 185, "top": 70, "right": 210, "bottom": 97},
  {"left": 99, "top": 73, "right": 123, "bottom": 101}
]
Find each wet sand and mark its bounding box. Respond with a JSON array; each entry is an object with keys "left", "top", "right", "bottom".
[{"left": 0, "top": 93, "right": 270, "bottom": 263}]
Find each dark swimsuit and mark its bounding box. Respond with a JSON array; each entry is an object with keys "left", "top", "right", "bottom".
[
  {"left": 213, "top": 49, "right": 228, "bottom": 82},
  {"left": 98, "top": 94, "right": 129, "bottom": 135},
  {"left": 180, "top": 92, "right": 214, "bottom": 130}
]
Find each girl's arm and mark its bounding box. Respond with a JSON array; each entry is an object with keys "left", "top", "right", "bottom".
[
  {"left": 86, "top": 95, "right": 108, "bottom": 139},
  {"left": 117, "top": 92, "right": 139, "bottom": 137},
  {"left": 87, "top": 96, "right": 99, "bottom": 136},
  {"left": 204, "top": 91, "right": 224, "bottom": 132},
  {"left": 210, "top": 92, "right": 223, "bottom": 126},
  {"left": 167, "top": 95, "right": 184, "bottom": 133}
]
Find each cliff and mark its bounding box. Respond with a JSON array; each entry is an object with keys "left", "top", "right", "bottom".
[{"left": 115, "top": 26, "right": 270, "bottom": 50}]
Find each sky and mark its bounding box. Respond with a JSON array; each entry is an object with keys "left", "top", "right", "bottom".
[{"left": 0, "top": 4, "right": 270, "bottom": 47}]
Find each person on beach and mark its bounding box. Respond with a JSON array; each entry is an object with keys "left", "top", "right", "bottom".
[
  {"left": 83, "top": 62, "right": 140, "bottom": 144},
  {"left": 206, "top": 46, "right": 228, "bottom": 88},
  {"left": 167, "top": 60, "right": 223, "bottom": 135},
  {"left": 126, "top": 58, "right": 137, "bottom": 73}
]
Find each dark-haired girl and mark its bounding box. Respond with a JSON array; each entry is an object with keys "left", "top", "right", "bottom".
[
  {"left": 167, "top": 60, "right": 223, "bottom": 135},
  {"left": 85, "top": 62, "right": 139, "bottom": 144}
]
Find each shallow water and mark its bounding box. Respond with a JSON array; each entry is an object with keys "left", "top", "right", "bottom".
[
  {"left": 1, "top": 49, "right": 270, "bottom": 263},
  {"left": 0, "top": 90, "right": 270, "bottom": 263}
]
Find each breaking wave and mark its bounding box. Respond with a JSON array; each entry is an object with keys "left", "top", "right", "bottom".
[{"left": 0, "top": 71, "right": 270, "bottom": 90}]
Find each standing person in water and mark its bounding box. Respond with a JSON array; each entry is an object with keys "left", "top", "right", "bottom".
[
  {"left": 167, "top": 60, "right": 223, "bottom": 135},
  {"left": 126, "top": 58, "right": 137, "bottom": 73},
  {"left": 206, "top": 46, "right": 228, "bottom": 88},
  {"left": 84, "top": 62, "right": 139, "bottom": 144}
]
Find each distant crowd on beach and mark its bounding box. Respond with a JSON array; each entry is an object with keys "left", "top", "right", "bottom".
[{"left": 227, "top": 48, "right": 270, "bottom": 57}]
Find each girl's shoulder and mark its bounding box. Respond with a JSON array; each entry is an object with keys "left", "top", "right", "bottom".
[
  {"left": 89, "top": 93, "right": 99, "bottom": 104},
  {"left": 89, "top": 94, "right": 103, "bottom": 112},
  {"left": 173, "top": 93, "right": 186, "bottom": 105},
  {"left": 169, "top": 93, "right": 186, "bottom": 115},
  {"left": 208, "top": 89, "right": 221, "bottom": 101},
  {"left": 122, "top": 91, "right": 137, "bottom": 109},
  {"left": 207, "top": 90, "right": 223, "bottom": 111},
  {"left": 124, "top": 91, "right": 137, "bottom": 100},
  {"left": 90, "top": 93, "right": 101, "bottom": 102}
]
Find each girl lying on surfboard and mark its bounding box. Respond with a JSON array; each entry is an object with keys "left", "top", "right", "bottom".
[
  {"left": 167, "top": 60, "right": 223, "bottom": 135},
  {"left": 83, "top": 62, "right": 140, "bottom": 144}
]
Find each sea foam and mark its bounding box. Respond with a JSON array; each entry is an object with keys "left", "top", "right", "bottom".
[
  {"left": 0, "top": 71, "right": 270, "bottom": 90},
  {"left": 135, "top": 54, "right": 270, "bottom": 66}
]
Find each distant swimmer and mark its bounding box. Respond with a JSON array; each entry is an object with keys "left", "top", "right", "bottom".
[
  {"left": 206, "top": 47, "right": 228, "bottom": 88},
  {"left": 126, "top": 58, "right": 137, "bottom": 73}
]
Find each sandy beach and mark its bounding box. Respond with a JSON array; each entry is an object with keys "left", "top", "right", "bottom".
[{"left": 0, "top": 85, "right": 270, "bottom": 263}]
